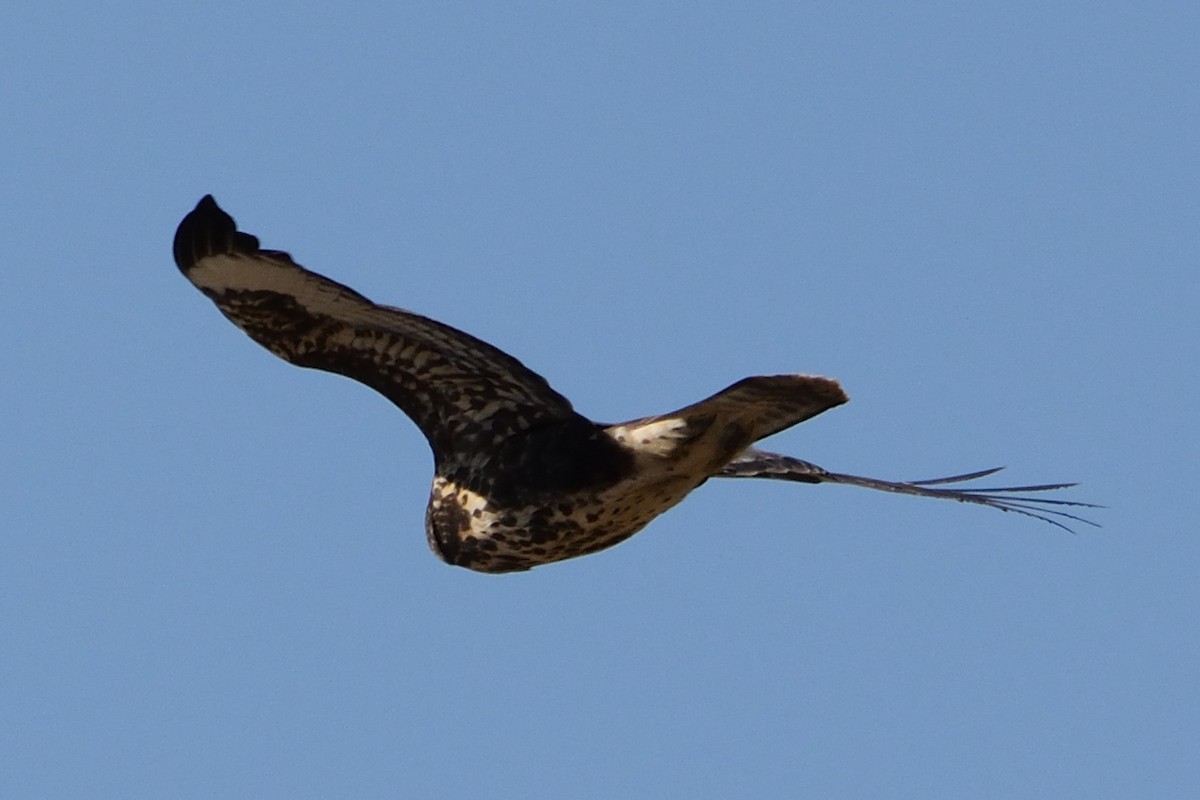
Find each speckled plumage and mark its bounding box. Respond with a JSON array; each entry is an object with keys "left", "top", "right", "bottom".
[{"left": 173, "top": 196, "right": 1096, "bottom": 572}]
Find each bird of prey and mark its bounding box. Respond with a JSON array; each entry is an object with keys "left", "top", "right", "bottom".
[{"left": 173, "top": 195, "right": 1095, "bottom": 573}]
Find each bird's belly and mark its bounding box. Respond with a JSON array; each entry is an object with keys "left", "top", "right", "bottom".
[{"left": 426, "top": 474, "right": 700, "bottom": 573}]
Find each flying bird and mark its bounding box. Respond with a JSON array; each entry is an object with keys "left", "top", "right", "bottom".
[{"left": 173, "top": 195, "right": 1096, "bottom": 573}]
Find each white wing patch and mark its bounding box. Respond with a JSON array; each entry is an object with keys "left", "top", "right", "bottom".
[
  {"left": 607, "top": 417, "right": 693, "bottom": 458},
  {"left": 188, "top": 253, "right": 372, "bottom": 319}
]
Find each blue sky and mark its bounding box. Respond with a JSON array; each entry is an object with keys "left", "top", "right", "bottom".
[{"left": 2, "top": 3, "right": 1196, "bottom": 797}]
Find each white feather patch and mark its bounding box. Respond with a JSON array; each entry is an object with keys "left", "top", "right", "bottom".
[
  {"left": 607, "top": 417, "right": 692, "bottom": 457},
  {"left": 189, "top": 253, "right": 370, "bottom": 319}
]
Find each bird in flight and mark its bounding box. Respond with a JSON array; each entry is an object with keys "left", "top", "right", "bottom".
[{"left": 173, "top": 195, "right": 1096, "bottom": 573}]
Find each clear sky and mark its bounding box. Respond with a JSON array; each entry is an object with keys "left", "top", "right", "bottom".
[{"left": 3, "top": 3, "right": 1196, "bottom": 797}]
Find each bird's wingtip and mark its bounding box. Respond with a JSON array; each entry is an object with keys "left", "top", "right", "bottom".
[{"left": 173, "top": 194, "right": 255, "bottom": 272}]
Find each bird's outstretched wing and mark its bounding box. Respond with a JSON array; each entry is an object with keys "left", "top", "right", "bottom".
[
  {"left": 660, "top": 374, "right": 849, "bottom": 443},
  {"left": 173, "top": 195, "right": 581, "bottom": 456},
  {"left": 603, "top": 375, "right": 849, "bottom": 468},
  {"left": 717, "top": 449, "right": 1101, "bottom": 532}
]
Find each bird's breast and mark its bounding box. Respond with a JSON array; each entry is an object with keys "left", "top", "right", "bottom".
[{"left": 424, "top": 470, "right": 701, "bottom": 573}]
